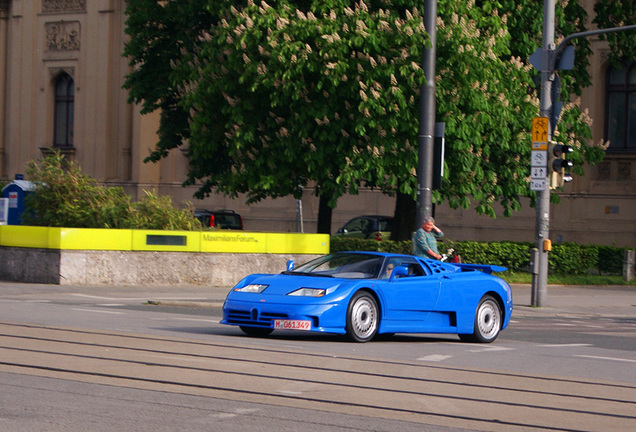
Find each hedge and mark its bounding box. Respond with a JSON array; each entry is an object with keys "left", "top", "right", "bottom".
[{"left": 330, "top": 237, "right": 632, "bottom": 276}]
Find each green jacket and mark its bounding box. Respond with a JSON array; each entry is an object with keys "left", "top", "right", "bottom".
[{"left": 413, "top": 228, "right": 444, "bottom": 259}]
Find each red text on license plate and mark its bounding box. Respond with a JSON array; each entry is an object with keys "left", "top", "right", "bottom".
[{"left": 272, "top": 319, "right": 311, "bottom": 331}]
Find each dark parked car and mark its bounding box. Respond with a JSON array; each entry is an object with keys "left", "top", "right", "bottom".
[
  {"left": 333, "top": 215, "right": 393, "bottom": 241},
  {"left": 194, "top": 209, "right": 243, "bottom": 230}
]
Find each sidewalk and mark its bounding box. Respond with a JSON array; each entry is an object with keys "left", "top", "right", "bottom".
[{"left": 510, "top": 283, "right": 636, "bottom": 318}]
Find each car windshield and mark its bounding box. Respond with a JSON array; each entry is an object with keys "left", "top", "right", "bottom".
[
  {"left": 215, "top": 214, "right": 242, "bottom": 229},
  {"left": 287, "top": 253, "right": 384, "bottom": 279}
]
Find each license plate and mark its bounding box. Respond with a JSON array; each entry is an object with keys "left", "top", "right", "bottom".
[{"left": 271, "top": 319, "right": 311, "bottom": 331}]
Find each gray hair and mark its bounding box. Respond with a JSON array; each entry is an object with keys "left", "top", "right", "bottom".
[{"left": 425, "top": 217, "right": 435, "bottom": 223}]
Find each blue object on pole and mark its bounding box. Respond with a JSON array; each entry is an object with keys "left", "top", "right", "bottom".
[{"left": 2, "top": 180, "right": 36, "bottom": 225}]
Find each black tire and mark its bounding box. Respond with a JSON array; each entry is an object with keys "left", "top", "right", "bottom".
[
  {"left": 459, "top": 295, "right": 502, "bottom": 343},
  {"left": 345, "top": 291, "right": 379, "bottom": 343},
  {"left": 239, "top": 326, "right": 274, "bottom": 337}
]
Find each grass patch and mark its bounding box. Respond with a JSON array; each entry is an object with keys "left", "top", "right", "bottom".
[{"left": 500, "top": 272, "right": 635, "bottom": 286}]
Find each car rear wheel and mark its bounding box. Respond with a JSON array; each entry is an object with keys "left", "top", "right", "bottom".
[
  {"left": 459, "top": 295, "right": 502, "bottom": 343},
  {"left": 346, "top": 291, "right": 379, "bottom": 343},
  {"left": 239, "top": 326, "right": 274, "bottom": 337}
]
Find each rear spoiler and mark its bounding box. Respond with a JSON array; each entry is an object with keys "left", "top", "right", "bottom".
[{"left": 454, "top": 263, "right": 507, "bottom": 274}]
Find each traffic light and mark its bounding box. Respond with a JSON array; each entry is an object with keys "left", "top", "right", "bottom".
[{"left": 549, "top": 141, "right": 574, "bottom": 189}]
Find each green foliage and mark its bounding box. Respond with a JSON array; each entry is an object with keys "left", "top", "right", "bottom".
[
  {"left": 549, "top": 243, "right": 598, "bottom": 275},
  {"left": 330, "top": 236, "right": 632, "bottom": 276},
  {"left": 330, "top": 237, "right": 412, "bottom": 254},
  {"left": 593, "top": 0, "right": 636, "bottom": 65},
  {"left": 123, "top": 0, "right": 607, "bottom": 226},
  {"left": 445, "top": 240, "right": 533, "bottom": 270},
  {"left": 23, "top": 153, "right": 200, "bottom": 230},
  {"left": 596, "top": 245, "right": 628, "bottom": 275},
  {"left": 123, "top": 191, "right": 201, "bottom": 230}
]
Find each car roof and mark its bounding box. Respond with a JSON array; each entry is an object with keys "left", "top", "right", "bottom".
[{"left": 343, "top": 215, "right": 393, "bottom": 221}]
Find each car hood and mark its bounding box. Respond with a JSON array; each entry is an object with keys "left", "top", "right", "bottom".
[{"left": 236, "top": 274, "right": 359, "bottom": 296}]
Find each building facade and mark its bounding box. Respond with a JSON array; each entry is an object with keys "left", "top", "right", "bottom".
[{"left": 0, "top": 0, "right": 634, "bottom": 247}]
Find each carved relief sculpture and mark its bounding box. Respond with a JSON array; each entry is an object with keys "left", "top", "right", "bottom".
[
  {"left": 42, "top": 0, "right": 87, "bottom": 14},
  {"left": 45, "top": 21, "right": 81, "bottom": 51}
]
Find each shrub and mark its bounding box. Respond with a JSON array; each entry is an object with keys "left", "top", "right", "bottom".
[
  {"left": 23, "top": 153, "right": 200, "bottom": 230},
  {"left": 122, "top": 191, "right": 200, "bottom": 230},
  {"left": 330, "top": 236, "right": 629, "bottom": 276}
]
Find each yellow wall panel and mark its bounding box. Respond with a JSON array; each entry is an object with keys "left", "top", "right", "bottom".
[
  {"left": 131, "top": 230, "right": 201, "bottom": 252},
  {"left": 0, "top": 226, "right": 329, "bottom": 255},
  {"left": 200, "top": 231, "right": 268, "bottom": 253},
  {"left": 265, "top": 233, "right": 330, "bottom": 254},
  {"left": 57, "top": 228, "right": 133, "bottom": 250},
  {"left": 0, "top": 226, "right": 50, "bottom": 248}
]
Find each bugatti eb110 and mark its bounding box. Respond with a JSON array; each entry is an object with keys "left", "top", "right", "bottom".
[{"left": 220, "top": 251, "right": 513, "bottom": 343}]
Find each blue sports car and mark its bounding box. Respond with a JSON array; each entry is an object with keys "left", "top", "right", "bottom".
[{"left": 221, "top": 251, "right": 513, "bottom": 343}]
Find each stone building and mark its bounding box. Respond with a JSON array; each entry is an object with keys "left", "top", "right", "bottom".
[{"left": 0, "top": 1, "right": 634, "bottom": 246}]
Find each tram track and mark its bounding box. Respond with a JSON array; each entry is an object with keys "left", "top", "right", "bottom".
[{"left": 1, "top": 321, "right": 635, "bottom": 432}]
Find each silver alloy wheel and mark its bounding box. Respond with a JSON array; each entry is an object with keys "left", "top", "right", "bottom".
[
  {"left": 476, "top": 297, "right": 501, "bottom": 342},
  {"left": 348, "top": 293, "right": 378, "bottom": 342}
]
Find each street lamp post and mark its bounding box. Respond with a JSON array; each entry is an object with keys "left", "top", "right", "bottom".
[{"left": 416, "top": 0, "right": 438, "bottom": 230}]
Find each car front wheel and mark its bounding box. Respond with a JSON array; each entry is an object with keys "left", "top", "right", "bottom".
[
  {"left": 459, "top": 295, "right": 502, "bottom": 343},
  {"left": 346, "top": 291, "right": 379, "bottom": 343}
]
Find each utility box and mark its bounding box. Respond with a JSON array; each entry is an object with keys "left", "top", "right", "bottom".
[
  {"left": 2, "top": 180, "right": 36, "bottom": 225},
  {"left": 0, "top": 198, "right": 8, "bottom": 225}
]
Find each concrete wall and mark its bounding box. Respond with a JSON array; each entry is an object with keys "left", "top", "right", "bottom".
[{"left": 0, "top": 247, "right": 320, "bottom": 286}]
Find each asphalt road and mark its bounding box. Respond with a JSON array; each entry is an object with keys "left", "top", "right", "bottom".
[{"left": 0, "top": 281, "right": 635, "bottom": 431}]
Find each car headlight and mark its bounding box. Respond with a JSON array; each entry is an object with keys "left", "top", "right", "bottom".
[
  {"left": 234, "top": 284, "right": 268, "bottom": 293},
  {"left": 288, "top": 288, "right": 326, "bottom": 297}
]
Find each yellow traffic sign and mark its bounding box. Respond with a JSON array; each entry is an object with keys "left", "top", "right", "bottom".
[{"left": 532, "top": 117, "right": 549, "bottom": 143}]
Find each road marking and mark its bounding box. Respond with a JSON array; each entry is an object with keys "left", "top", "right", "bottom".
[
  {"left": 575, "top": 355, "right": 636, "bottom": 364},
  {"left": 172, "top": 317, "right": 219, "bottom": 323},
  {"left": 209, "top": 413, "right": 236, "bottom": 419},
  {"left": 70, "top": 294, "right": 134, "bottom": 301},
  {"left": 417, "top": 354, "right": 453, "bottom": 362},
  {"left": 277, "top": 390, "right": 303, "bottom": 395},
  {"left": 536, "top": 343, "right": 592, "bottom": 347},
  {"left": 70, "top": 308, "right": 125, "bottom": 315},
  {"left": 467, "top": 346, "right": 514, "bottom": 353}
]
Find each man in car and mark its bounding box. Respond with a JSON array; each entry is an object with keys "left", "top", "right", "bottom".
[{"left": 413, "top": 217, "right": 444, "bottom": 260}]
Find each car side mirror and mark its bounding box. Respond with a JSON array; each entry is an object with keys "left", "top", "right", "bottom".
[
  {"left": 286, "top": 260, "right": 295, "bottom": 271},
  {"left": 390, "top": 266, "right": 409, "bottom": 280}
]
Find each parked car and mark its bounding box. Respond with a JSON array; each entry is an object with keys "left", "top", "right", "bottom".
[
  {"left": 221, "top": 251, "right": 512, "bottom": 343},
  {"left": 194, "top": 209, "right": 243, "bottom": 230},
  {"left": 333, "top": 215, "right": 393, "bottom": 241}
]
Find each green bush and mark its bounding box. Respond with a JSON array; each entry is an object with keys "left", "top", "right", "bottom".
[
  {"left": 330, "top": 236, "right": 630, "bottom": 276},
  {"left": 597, "top": 245, "right": 627, "bottom": 275},
  {"left": 23, "top": 153, "right": 200, "bottom": 230},
  {"left": 122, "top": 191, "right": 200, "bottom": 230},
  {"left": 329, "top": 237, "right": 412, "bottom": 254},
  {"left": 550, "top": 243, "right": 599, "bottom": 275}
]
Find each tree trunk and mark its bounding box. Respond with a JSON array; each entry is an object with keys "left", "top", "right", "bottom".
[
  {"left": 317, "top": 194, "right": 333, "bottom": 234},
  {"left": 391, "top": 191, "right": 417, "bottom": 241}
]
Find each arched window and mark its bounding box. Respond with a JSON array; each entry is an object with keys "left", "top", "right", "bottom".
[
  {"left": 54, "top": 73, "right": 74, "bottom": 147},
  {"left": 605, "top": 62, "right": 636, "bottom": 152}
]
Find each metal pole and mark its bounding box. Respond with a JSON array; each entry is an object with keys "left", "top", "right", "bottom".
[
  {"left": 532, "top": 0, "right": 555, "bottom": 307},
  {"left": 416, "top": 0, "right": 437, "bottom": 229}
]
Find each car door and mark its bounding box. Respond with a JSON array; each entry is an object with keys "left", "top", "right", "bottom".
[
  {"left": 339, "top": 217, "right": 371, "bottom": 239},
  {"left": 380, "top": 258, "right": 441, "bottom": 323}
]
